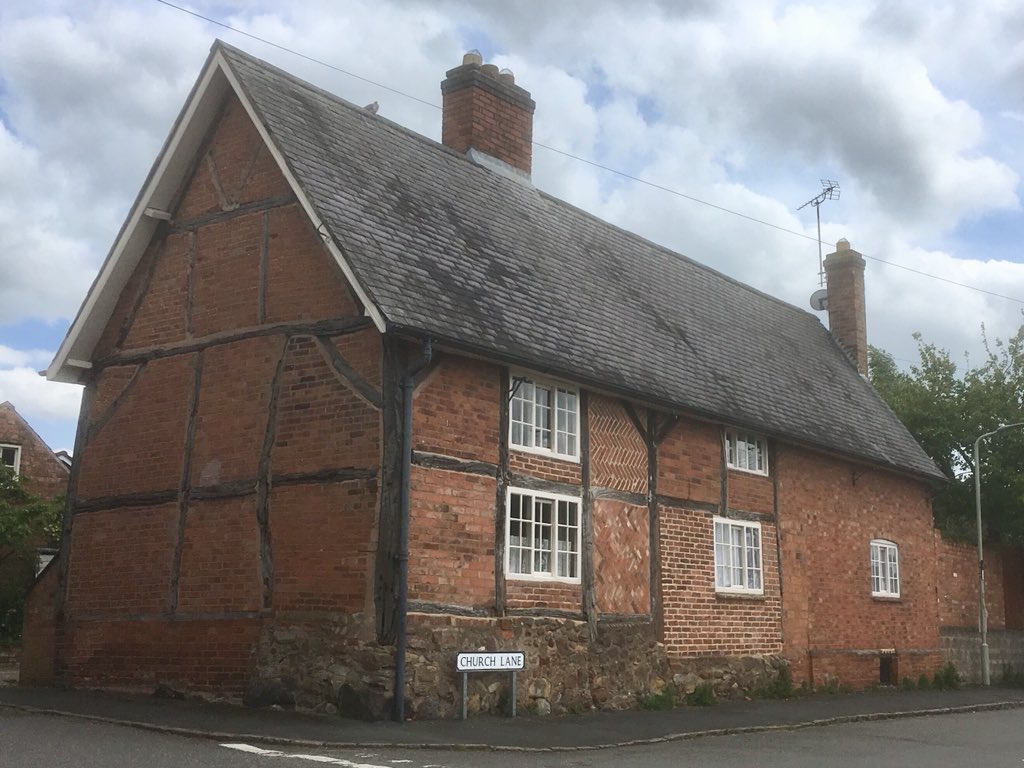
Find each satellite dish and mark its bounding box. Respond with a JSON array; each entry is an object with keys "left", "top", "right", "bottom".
[{"left": 809, "top": 288, "right": 828, "bottom": 311}]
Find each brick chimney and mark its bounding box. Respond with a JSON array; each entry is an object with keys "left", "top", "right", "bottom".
[
  {"left": 824, "top": 238, "right": 868, "bottom": 376},
  {"left": 441, "top": 51, "right": 536, "bottom": 176}
]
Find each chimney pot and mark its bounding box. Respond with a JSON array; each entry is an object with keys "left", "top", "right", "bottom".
[
  {"left": 463, "top": 50, "right": 483, "bottom": 66},
  {"left": 481, "top": 63, "right": 500, "bottom": 76},
  {"left": 836, "top": 238, "right": 850, "bottom": 251},
  {"left": 499, "top": 68, "right": 515, "bottom": 85}
]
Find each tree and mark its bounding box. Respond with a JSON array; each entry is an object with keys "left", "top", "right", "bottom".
[
  {"left": 869, "top": 324, "right": 1024, "bottom": 543},
  {"left": 0, "top": 464, "right": 62, "bottom": 641}
]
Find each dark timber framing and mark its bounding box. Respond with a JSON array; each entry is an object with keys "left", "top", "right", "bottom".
[
  {"left": 255, "top": 337, "right": 288, "bottom": 610},
  {"left": 168, "top": 352, "right": 203, "bottom": 614},
  {"left": 580, "top": 390, "right": 598, "bottom": 639},
  {"left": 495, "top": 367, "right": 511, "bottom": 617}
]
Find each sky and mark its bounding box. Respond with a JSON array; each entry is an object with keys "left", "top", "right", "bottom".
[{"left": 2, "top": 0, "right": 1024, "bottom": 454}]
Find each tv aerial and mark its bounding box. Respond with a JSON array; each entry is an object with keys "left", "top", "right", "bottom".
[{"left": 798, "top": 179, "right": 841, "bottom": 288}]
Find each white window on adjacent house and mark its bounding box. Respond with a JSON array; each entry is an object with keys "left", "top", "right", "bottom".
[
  {"left": 725, "top": 431, "right": 767, "bottom": 475},
  {"left": 870, "top": 539, "right": 900, "bottom": 598},
  {"left": 714, "top": 517, "right": 763, "bottom": 594},
  {"left": 506, "top": 488, "right": 580, "bottom": 582},
  {"left": 509, "top": 375, "right": 579, "bottom": 460},
  {"left": 0, "top": 444, "right": 21, "bottom": 477}
]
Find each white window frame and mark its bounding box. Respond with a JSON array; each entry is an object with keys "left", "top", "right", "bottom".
[
  {"left": 713, "top": 516, "right": 764, "bottom": 595},
  {"left": 870, "top": 539, "right": 900, "bottom": 598},
  {"left": 725, "top": 430, "right": 768, "bottom": 475},
  {"left": 0, "top": 444, "right": 21, "bottom": 477},
  {"left": 505, "top": 487, "right": 581, "bottom": 583},
  {"left": 509, "top": 373, "right": 580, "bottom": 462}
]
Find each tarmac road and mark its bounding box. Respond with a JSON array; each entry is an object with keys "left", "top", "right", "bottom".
[{"left": 4, "top": 706, "right": 1024, "bottom": 768}]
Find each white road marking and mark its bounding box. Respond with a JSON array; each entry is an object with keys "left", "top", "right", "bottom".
[{"left": 220, "top": 743, "right": 404, "bottom": 768}]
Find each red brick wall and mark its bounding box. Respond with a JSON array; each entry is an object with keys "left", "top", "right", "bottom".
[
  {"left": 66, "top": 504, "right": 178, "bottom": 615},
  {"left": 177, "top": 497, "right": 262, "bottom": 613},
  {"left": 776, "top": 446, "right": 940, "bottom": 686},
  {"left": 56, "top": 90, "right": 384, "bottom": 696},
  {"left": 270, "top": 482, "right": 377, "bottom": 612},
  {"left": 407, "top": 466, "right": 496, "bottom": 607},
  {"left": 727, "top": 469, "right": 772, "bottom": 514},
  {"left": 61, "top": 617, "right": 261, "bottom": 694},
  {"left": 658, "top": 418, "right": 720, "bottom": 505},
  {"left": 935, "top": 537, "right": 1021, "bottom": 631},
  {"left": 20, "top": 564, "right": 58, "bottom": 684},
  {"left": 660, "top": 506, "right": 782, "bottom": 656},
  {"left": 413, "top": 357, "right": 499, "bottom": 463},
  {"left": 77, "top": 355, "right": 193, "bottom": 500}
]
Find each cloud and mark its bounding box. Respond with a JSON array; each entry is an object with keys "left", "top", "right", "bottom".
[{"left": 0, "top": 366, "right": 82, "bottom": 423}]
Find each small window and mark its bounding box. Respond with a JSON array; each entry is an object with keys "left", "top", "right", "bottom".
[
  {"left": 725, "top": 431, "right": 767, "bottom": 475},
  {"left": 0, "top": 444, "right": 21, "bottom": 477},
  {"left": 714, "top": 517, "right": 763, "bottom": 594},
  {"left": 870, "top": 539, "right": 900, "bottom": 597},
  {"left": 506, "top": 489, "right": 580, "bottom": 582},
  {"left": 510, "top": 375, "right": 579, "bottom": 460}
]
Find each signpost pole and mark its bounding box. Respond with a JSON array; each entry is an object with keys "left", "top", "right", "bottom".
[
  {"left": 461, "top": 671, "right": 468, "bottom": 721},
  {"left": 510, "top": 671, "right": 516, "bottom": 717}
]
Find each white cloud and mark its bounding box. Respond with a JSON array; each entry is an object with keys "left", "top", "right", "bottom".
[{"left": 0, "top": 366, "right": 82, "bottom": 423}]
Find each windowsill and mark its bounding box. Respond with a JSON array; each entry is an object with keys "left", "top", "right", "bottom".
[
  {"left": 871, "top": 594, "right": 902, "bottom": 602},
  {"left": 510, "top": 444, "right": 581, "bottom": 464},
  {"left": 726, "top": 465, "right": 769, "bottom": 478},
  {"left": 715, "top": 588, "right": 765, "bottom": 600},
  {"left": 506, "top": 574, "right": 582, "bottom": 586}
]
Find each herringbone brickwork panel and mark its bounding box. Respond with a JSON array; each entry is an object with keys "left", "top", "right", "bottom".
[
  {"left": 593, "top": 499, "right": 649, "bottom": 614},
  {"left": 590, "top": 396, "right": 646, "bottom": 493}
]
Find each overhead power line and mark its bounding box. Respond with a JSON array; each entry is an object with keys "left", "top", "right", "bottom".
[{"left": 155, "top": 0, "right": 1024, "bottom": 306}]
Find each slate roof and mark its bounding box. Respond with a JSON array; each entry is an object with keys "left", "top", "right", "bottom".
[{"left": 74, "top": 41, "right": 947, "bottom": 483}]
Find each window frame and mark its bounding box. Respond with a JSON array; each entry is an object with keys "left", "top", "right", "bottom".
[
  {"left": 0, "top": 444, "right": 21, "bottom": 477},
  {"left": 725, "top": 430, "right": 768, "bottom": 475},
  {"left": 713, "top": 516, "right": 764, "bottom": 595},
  {"left": 508, "top": 373, "right": 580, "bottom": 462},
  {"left": 505, "top": 487, "right": 582, "bottom": 584},
  {"left": 870, "top": 539, "right": 901, "bottom": 598}
]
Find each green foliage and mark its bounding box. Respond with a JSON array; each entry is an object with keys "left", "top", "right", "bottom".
[
  {"left": 686, "top": 683, "right": 716, "bottom": 707},
  {"left": 753, "top": 665, "right": 796, "bottom": 699},
  {"left": 639, "top": 683, "right": 677, "bottom": 711},
  {"left": 932, "top": 662, "right": 962, "bottom": 690},
  {"left": 818, "top": 675, "right": 840, "bottom": 694},
  {"left": 900, "top": 676, "right": 917, "bottom": 691},
  {"left": 0, "top": 464, "right": 62, "bottom": 642},
  {"left": 869, "top": 323, "right": 1024, "bottom": 543},
  {"left": 917, "top": 673, "right": 932, "bottom": 690}
]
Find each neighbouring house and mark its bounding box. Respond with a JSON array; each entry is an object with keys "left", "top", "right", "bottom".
[
  {"left": 24, "top": 43, "right": 947, "bottom": 718},
  {"left": 0, "top": 402, "right": 68, "bottom": 640}
]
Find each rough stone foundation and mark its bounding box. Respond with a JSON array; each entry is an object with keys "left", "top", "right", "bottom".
[{"left": 253, "top": 612, "right": 794, "bottom": 719}]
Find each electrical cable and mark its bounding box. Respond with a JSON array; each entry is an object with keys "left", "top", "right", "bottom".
[{"left": 154, "top": 0, "right": 1024, "bottom": 306}]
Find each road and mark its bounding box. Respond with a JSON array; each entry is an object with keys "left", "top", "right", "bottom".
[{"left": 2, "top": 707, "right": 1023, "bottom": 767}]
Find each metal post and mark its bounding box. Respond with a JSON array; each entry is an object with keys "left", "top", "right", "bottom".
[
  {"left": 973, "top": 422, "right": 1024, "bottom": 687},
  {"left": 510, "top": 670, "right": 516, "bottom": 717},
  {"left": 460, "top": 671, "right": 467, "bottom": 721},
  {"left": 974, "top": 434, "right": 990, "bottom": 686}
]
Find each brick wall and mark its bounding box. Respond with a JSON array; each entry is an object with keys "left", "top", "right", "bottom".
[
  {"left": 589, "top": 396, "right": 645, "bottom": 493},
  {"left": 660, "top": 506, "right": 782, "bottom": 656},
  {"left": 776, "top": 445, "right": 941, "bottom": 687},
  {"left": 593, "top": 499, "right": 649, "bottom": 614},
  {"left": 53, "top": 90, "right": 383, "bottom": 695},
  {"left": 658, "top": 418, "right": 720, "bottom": 505}
]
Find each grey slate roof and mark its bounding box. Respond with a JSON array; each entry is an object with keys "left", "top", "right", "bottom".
[{"left": 220, "top": 43, "right": 944, "bottom": 483}]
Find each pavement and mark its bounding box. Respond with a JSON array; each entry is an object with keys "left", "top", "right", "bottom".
[{"left": 3, "top": 682, "right": 1024, "bottom": 751}]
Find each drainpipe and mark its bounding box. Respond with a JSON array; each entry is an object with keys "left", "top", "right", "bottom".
[{"left": 394, "top": 338, "right": 432, "bottom": 722}]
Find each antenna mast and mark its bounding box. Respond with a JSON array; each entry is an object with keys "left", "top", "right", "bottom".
[{"left": 798, "top": 180, "right": 840, "bottom": 286}]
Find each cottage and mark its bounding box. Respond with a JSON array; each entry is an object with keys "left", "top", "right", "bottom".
[
  {"left": 27, "top": 43, "right": 945, "bottom": 718},
  {"left": 0, "top": 402, "right": 68, "bottom": 641}
]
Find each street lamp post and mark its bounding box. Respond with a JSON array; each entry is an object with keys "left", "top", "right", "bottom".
[{"left": 973, "top": 422, "right": 1024, "bottom": 686}]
